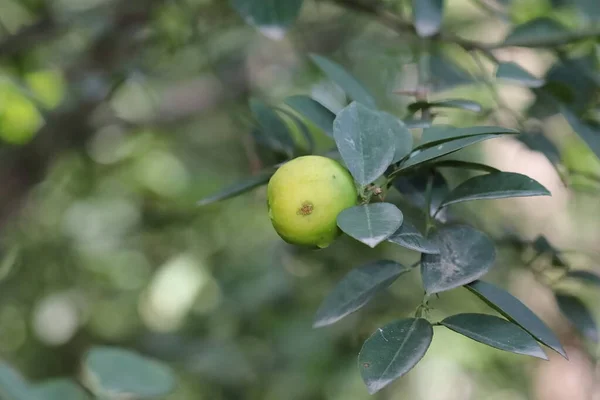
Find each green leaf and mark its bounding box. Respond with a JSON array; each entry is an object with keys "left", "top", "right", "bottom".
[
  {"left": 358, "top": 318, "right": 433, "bottom": 394},
  {"left": 277, "top": 107, "right": 315, "bottom": 153},
  {"left": 197, "top": 172, "right": 273, "bottom": 206},
  {"left": 439, "top": 172, "right": 550, "bottom": 208},
  {"left": 431, "top": 160, "right": 500, "bottom": 173},
  {"left": 421, "top": 225, "right": 496, "bottom": 294},
  {"left": 337, "top": 203, "right": 403, "bottom": 248},
  {"left": 562, "top": 107, "right": 600, "bottom": 160},
  {"left": 33, "top": 379, "right": 90, "bottom": 400},
  {"left": 310, "top": 54, "right": 376, "bottom": 108},
  {"left": 0, "top": 362, "right": 34, "bottom": 400},
  {"left": 230, "top": 0, "right": 304, "bottom": 38},
  {"left": 392, "top": 119, "right": 413, "bottom": 163},
  {"left": 405, "top": 118, "right": 434, "bottom": 129},
  {"left": 400, "top": 134, "right": 506, "bottom": 170},
  {"left": 387, "top": 219, "right": 440, "bottom": 254},
  {"left": 313, "top": 260, "right": 410, "bottom": 328},
  {"left": 466, "top": 280, "right": 567, "bottom": 358},
  {"left": 412, "top": 0, "right": 444, "bottom": 37},
  {"left": 408, "top": 99, "right": 483, "bottom": 113},
  {"left": 574, "top": 0, "right": 600, "bottom": 22},
  {"left": 250, "top": 98, "right": 295, "bottom": 156},
  {"left": 566, "top": 270, "right": 600, "bottom": 286},
  {"left": 441, "top": 313, "right": 548, "bottom": 359},
  {"left": 418, "top": 125, "right": 518, "bottom": 149},
  {"left": 392, "top": 169, "right": 449, "bottom": 217},
  {"left": 496, "top": 62, "right": 544, "bottom": 88},
  {"left": 503, "top": 18, "right": 569, "bottom": 47},
  {"left": 556, "top": 294, "right": 598, "bottom": 342},
  {"left": 429, "top": 53, "right": 476, "bottom": 92},
  {"left": 82, "top": 346, "right": 176, "bottom": 400},
  {"left": 284, "top": 95, "right": 335, "bottom": 137},
  {"left": 333, "top": 102, "right": 398, "bottom": 186}
]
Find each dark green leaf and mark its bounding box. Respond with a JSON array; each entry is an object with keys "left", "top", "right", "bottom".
[
  {"left": 197, "top": 172, "right": 273, "bottom": 206},
  {"left": 230, "top": 0, "right": 304, "bottom": 38},
  {"left": 314, "top": 260, "right": 410, "bottom": 327},
  {"left": 439, "top": 172, "right": 551, "bottom": 208},
  {"left": 466, "top": 280, "right": 567, "bottom": 357},
  {"left": 392, "top": 169, "right": 449, "bottom": 217},
  {"left": 0, "top": 362, "right": 34, "bottom": 400},
  {"left": 496, "top": 62, "right": 544, "bottom": 88},
  {"left": 284, "top": 95, "right": 335, "bottom": 137},
  {"left": 518, "top": 131, "right": 560, "bottom": 165},
  {"left": 333, "top": 102, "right": 398, "bottom": 186},
  {"left": 337, "top": 203, "right": 403, "bottom": 248},
  {"left": 566, "top": 270, "right": 600, "bottom": 286},
  {"left": 418, "top": 125, "right": 518, "bottom": 149},
  {"left": 408, "top": 99, "right": 483, "bottom": 113},
  {"left": 556, "top": 294, "right": 598, "bottom": 342},
  {"left": 412, "top": 0, "right": 444, "bottom": 37},
  {"left": 83, "top": 346, "right": 176, "bottom": 399},
  {"left": 387, "top": 219, "right": 440, "bottom": 254},
  {"left": 441, "top": 313, "right": 548, "bottom": 359},
  {"left": 429, "top": 53, "right": 476, "bottom": 92},
  {"left": 574, "top": 0, "right": 600, "bottom": 22},
  {"left": 421, "top": 225, "right": 495, "bottom": 294},
  {"left": 250, "top": 98, "right": 295, "bottom": 155},
  {"left": 503, "top": 18, "right": 569, "bottom": 47},
  {"left": 310, "top": 54, "right": 376, "bottom": 108},
  {"left": 432, "top": 160, "right": 501, "bottom": 173},
  {"left": 400, "top": 134, "right": 505, "bottom": 170},
  {"left": 562, "top": 107, "right": 600, "bottom": 160},
  {"left": 358, "top": 318, "right": 433, "bottom": 394},
  {"left": 33, "top": 379, "right": 90, "bottom": 400}
]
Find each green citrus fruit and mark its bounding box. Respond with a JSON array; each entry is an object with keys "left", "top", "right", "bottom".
[{"left": 267, "top": 155, "right": 357, "bottom": 248}]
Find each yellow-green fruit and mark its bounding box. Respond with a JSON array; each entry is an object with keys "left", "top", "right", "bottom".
[{"left": 267, "top": 155, "right": 357, "bottom": 248}]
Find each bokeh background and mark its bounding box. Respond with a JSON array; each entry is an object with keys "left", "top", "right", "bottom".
[{"left": 0, "top": 0, "right": 599, "bottom": 399}]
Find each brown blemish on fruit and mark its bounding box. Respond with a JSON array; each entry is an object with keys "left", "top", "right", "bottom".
[{"left": 297, "top": 201, "right": 314, "bottom": 216}]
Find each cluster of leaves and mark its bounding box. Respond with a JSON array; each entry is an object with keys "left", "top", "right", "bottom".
[
  {"left": 195, "top": 0, "right": 600, "bottom": 395},
  {"left": 0, "top": 346, "right": 174, "bottom": 400}
]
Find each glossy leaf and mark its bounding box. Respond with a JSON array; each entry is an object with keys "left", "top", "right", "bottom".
[
  {"left": 392, "top": 119, "right": 413, "bottom": 163},
  {"left": 418, "top": 125, "right": 518, "bottom": 149},
  {"left": 333, "top": 102, "right": 397, "bottom": 186},
  {"left": 0, "top": 362, "right": 34, "bottom": 400},
  {"left": 562, "top": 107, "right": 600, "bottom": 160},
  {"left": 392, "top": 169, "right": 449, "bottom": 217},
  {"left": 337, "top": 203, "right": 403, "bottom": 248},
  {"left": 496, "top": 62, "right": 544, "bottom": 88},
  {"left": 230, "top": 0, "right": 304, "bottom": 38},
  {"left": 412, "top": 0, "right": 444, "bottom": 37},
  {"left": 83, "top": 346, "right": 176, "bottom": 399},
  {"left": 358, "top": 318, "right": 433, "bottom": 394},
  {"left": 432, "top": 160, "right": 500, "bottom": 173},
  {"left": 566, "top": 270, "right": 600, "bottom": 286},
  {"left": 503, "top": 18, "right": 569, "bottom": 47},
  {"left": 421, "top": 225, "right": 495, "bottom": 294},
  {"left": 276, "top": 107, "right": 315, "bottom": 153},
  {"left": 400, "top": 134, "right": 505, "bottom": 170},
  {"left": 439, "top": 172, "right": 551, "bottom": 208},
  {"left": 442, "top": 314, "right": 548, "bottom": 359},
  {"left": 250, "top": 98, "right": 295, "bottom": 155},
  {"left": 466, "top": 280, "right": 567, "bottom": 357},
  {"left": 284, "top": 95, "right": 335, "bottom": 137},
  {"left": 33, "top": 379, "right": 90, "bottom": 400},
  {"left": 310, "top": 54, "right": 376, "bottom": 108},
  {"left": 408, "top": 99, "right": 483, "bottom": 113},
  {"left": 387, "top": 219, "right": 440, "bottom": 254},
  {"left": 313, "top": 260, "right": 410, "bottom": 327},
  {"left": 556, "top": 294, "right": 598, "bottom": 342},
  {"left": 405, "top": 118, "right": 434, "bottom": 129},
  {"left": 197, "top": 172, "right": 273, "bottom": 206}
]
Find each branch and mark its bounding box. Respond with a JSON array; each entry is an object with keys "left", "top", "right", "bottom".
[{"left": 330, "top": 0, "right": 600, "bottom": 53}]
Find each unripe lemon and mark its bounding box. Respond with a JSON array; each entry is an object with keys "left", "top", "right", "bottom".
[{"left": 267, "top": 155, "right": 357, "bottom": 248}]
